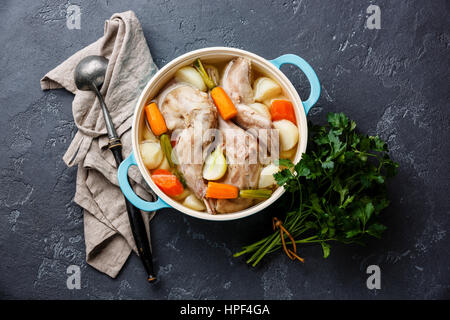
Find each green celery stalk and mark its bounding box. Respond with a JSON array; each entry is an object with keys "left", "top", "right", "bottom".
[
  {"left": 239, "top": 189, "right": 273, "bottom": 199},
  {"left": 160, "top": 134, "right": 186, "bottom": 187}
]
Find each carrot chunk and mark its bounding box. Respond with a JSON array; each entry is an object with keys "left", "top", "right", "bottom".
[
  {"left": 206, "top": 182, "right": 239, "bottom": 199},
  {"left": 145, "top": 102, "right": 168, "bottom": 136},
  {"left": 270, "top": 99, "right": 297, "bottom": 125},
  {"left": 210, "top": 87, "right": 238, "bottom": 120},
  {"left": 151, "top": 169, "right": 184, "bottom": 197}
]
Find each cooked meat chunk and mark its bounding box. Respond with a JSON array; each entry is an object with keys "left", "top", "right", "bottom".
[
  {"left": 222, "top": 57, "right": 254, "bottom": 105},
  {"left": 222, "top": 58, "right": 276, "bottom": 159},
  {"left": 158, "top": 84, "right": 218, "bottom": 213},
  {"left": 214, "top": 118, "right": 260, "bottom": 213}
]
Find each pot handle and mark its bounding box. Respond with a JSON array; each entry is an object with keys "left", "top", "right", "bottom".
[
  {"left": 269, "top": 54, "right": 321, "bottom": 114},
  {"left": 118, "top": 153, "right": 171, "bottom": 212}
]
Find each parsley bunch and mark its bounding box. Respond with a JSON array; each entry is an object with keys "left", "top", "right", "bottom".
[{"left": 234, "top": 112, "right": 399, "bottom": 266}]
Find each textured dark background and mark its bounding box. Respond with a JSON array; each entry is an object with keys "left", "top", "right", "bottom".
[{"left": 0, "top": 0, "right": 449, "bottom": 300}]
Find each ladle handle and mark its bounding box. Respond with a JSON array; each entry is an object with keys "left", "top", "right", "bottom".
[
  {"left": 110, "top": 143, "right": 157, "bottom": 283},
  {"left": 93, "top": 86, "right": 156, "bottom": 282},
  {"left": 93, "top": 86, "right": 119, "bottom": 140}
]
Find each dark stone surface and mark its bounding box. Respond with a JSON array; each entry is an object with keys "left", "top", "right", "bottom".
[{"left": 0, "top": 0, "right": 449, "bottom": 299}]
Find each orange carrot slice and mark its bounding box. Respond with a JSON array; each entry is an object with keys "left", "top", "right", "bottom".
[
  {"left": 210, "top": 87, "right": 238, "bottom": 120},
  {"left": 270, "top": 99, "right": 297, "bottom": 125},
  {"left": 145, "top": 102, "right": 168, "bottom": 136},
  {"left": 206, "top": 182, "right": 239, "bottom": 199},
  {"left": 152, "top": 169, "right": 184, "bottom": 197}
]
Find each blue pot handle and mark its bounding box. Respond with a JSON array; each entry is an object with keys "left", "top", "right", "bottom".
[
  {"left": 118, "top": 153, "right": 171, "bottom": 212},
  {"left": 269, "top": 54, "right": 321, "bottom": 115}
]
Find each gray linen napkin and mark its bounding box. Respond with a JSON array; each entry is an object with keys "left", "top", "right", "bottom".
[{"left": 41, "top": 11, "right": 158, "bottom": 278}]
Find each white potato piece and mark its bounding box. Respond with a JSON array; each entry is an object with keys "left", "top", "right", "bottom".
[
  {"left": 248, "top": 102, "right": 271, "bottom": 120},
  {"left": 258, "top": 163, "right": 280, "bottom": 188},
  {"left": 253, "top": 77, "right": 282, "bottom": 102},
  {"left": 273, "top": 119, "right": 299, "bottom": 151},
  {"left": 156, "top": 155, "right": 170, "bottom": 171},
  {"left": 263, "top": 95, "right": 288, "bottom": 108},
  {"left": 142, "top": 124, "right": 157, "bottom": 142},
  {"left": 175, "top": 66, "right": 206, "bottom": 91},
  {"left": 183, "top": 194, "right": 206, "bottom": 211},
  {"left": 203, "top": 147, "right": 227, "bottom": 181},
  {"left": 171, "top": 189, "right": 190, "bottom": 201},
  {"left": 140, "top": 142, "right": 163, "bottom": 170},
  {"left": 280, "top": 146, "right": 297, "bottom": 159}
]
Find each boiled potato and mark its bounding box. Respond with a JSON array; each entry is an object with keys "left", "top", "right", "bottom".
[
  {"left": 171, "top": 189, "right": 190, "bottom": 201},
  {"left": 273, "top": 119, "right": 299, "bottom": 151},
  {"left": 253, "top": 77, "right": 282, "bottom": 102},
  {"left": 263, "top": 95, "right": 288, "bottom": 108},
  {"left": 280, "top": 146, "right": 297, "bottom": 159},
  {"left": 140, "top": 142, "right": 163, "bottom": 170},
  {"left": 175, "top": 66, "right": 206, "bottom": 91},
  {"left": 248, "top": 102, "right": 271, "bottom": 120},
  {"left": 142, "top": 124, "right": 157, "bottom": 142},
  {"left": 156, "top": 156, "right": 170, "bottom": 171},
  {"left": 183, "top": 194, "right": 206, "bottom": 211},
  {"left": 259, "top": 163, "right": 280, "bottom": 188}
]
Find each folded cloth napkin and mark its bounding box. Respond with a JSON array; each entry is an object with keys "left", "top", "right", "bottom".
[{"left": 41, "top": 11, "right": 158, "bottom": 278}]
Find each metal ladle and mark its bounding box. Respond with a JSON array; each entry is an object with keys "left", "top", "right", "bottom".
[{"left": 74, "top": 55, "right": 157, "bottom": 283}]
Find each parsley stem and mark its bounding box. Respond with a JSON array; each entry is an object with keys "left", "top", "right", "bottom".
[
  {"left": 251, "top": 233, "right": 281, "bottom": 266},
  {"left": 245, "top": 232, "right": 278, "bottom": 263},
  {"left": 354, "top": 150, "right": 379, "bottom": 158},
  {"left": 293, "top": 238, "right": 335, "bottom": 244}
]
